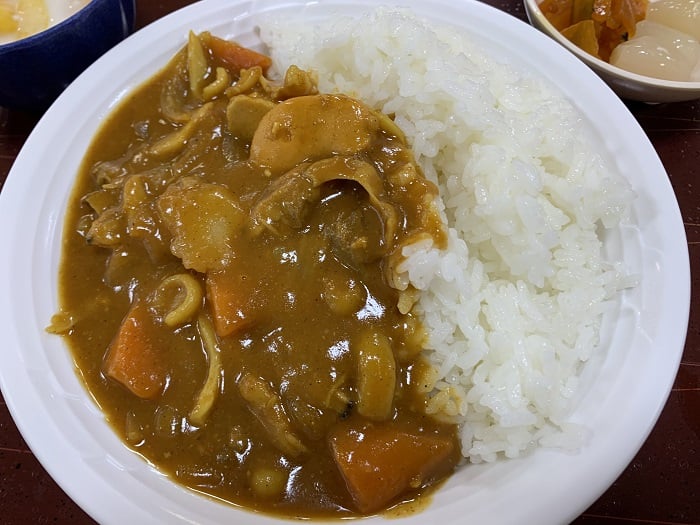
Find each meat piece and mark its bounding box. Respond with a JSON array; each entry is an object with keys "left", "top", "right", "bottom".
[{"left": 250, "top": 156, "right": 398, "bottom": 247}]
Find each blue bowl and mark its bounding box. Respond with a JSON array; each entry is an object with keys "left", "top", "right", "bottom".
[{"left": 0, "top": 0, "right": 135, "bottom": 112}]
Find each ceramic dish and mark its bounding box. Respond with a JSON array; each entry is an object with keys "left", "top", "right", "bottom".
[
  {"left": 523, "top": 0, "right": 700, "bottom": 103},
  {"left": 0, "top": 0, "right": 690, "bottom": 524}
]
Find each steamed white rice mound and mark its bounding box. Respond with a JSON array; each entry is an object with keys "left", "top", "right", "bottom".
[{"left": 260, "top": 8, "right": 635, "bottom": 463}]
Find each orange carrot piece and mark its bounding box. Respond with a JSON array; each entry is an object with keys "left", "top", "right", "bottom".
[
  {"left": 328, "top": 422, "right": 456, "bottom": 514},
  {"left": 207, "top": 35, "right": 272, "bottom": 74},
  {"left": 103, "top": 303, "right": 166, "bottom": 399},
  {"left": 205, "top": 269, "right": 255, "bottom": 338}
]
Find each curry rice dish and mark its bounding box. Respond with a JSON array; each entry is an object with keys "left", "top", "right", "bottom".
[{"left": 49, "top": 7, "right": 635, "bottom": 520}]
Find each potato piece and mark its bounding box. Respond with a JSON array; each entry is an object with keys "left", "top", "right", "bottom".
[
  {"left": 157, "top": 177, "right": 246, "bottom": 273},
  {"left": 226, "top": 95, "right": 276, "bottom": 143}
]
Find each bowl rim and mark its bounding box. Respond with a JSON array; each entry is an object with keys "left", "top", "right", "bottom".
[{"left": 522, "top": 0, "right": 700, "bottom": 92}]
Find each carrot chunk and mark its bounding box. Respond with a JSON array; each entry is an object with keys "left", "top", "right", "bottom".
[
  {"left": 206, "top": 35, "right": 272, "bottom": 74},
  {"left": 103, "top": 303, "right": 166, "bottom": 399},
  {"left": 329, "top": 421, "right": 456, "bottom": 514},
  {"left": 205, "top": 269, "right": 255, "bottom": 338}
]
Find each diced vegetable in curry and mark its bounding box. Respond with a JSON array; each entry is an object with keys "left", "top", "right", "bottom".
[
  {"left": 539, "top": 0, "right": 648, "bottom": 61},
  {"left": 49, "top": 31, "right": 460, "bottom": 517}
]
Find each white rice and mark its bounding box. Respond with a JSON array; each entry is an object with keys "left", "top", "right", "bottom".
[{"left": 259, "top": 8, "right": 635, "bottom": 463}]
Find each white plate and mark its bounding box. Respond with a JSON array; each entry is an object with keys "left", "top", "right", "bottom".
[{"left": 0, "top": 0, "right": 690, "bottom": 524}]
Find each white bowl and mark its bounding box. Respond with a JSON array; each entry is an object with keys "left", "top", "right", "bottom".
[
  {"left": 0, "top": 0, "right": 690, "bottom": 524},
  {"left": 523, "top": 0, "right": 700, "bottom": 103}
]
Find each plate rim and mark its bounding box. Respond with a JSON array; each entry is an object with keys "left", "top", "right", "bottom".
[{"left": 0, "top": 0, "right": 690, "bottom": 524}]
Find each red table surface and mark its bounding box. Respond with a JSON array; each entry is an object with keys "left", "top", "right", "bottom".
[{"left": 0, "top": 1, "right": 697, "bottom": 523}]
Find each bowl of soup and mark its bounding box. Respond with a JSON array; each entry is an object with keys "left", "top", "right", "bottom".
[
  {"left": 523, "top": 0, "right": 700, "bottom": 102},
  {"left": 0, "top": 0, "right": 135, "bottom": 111}
]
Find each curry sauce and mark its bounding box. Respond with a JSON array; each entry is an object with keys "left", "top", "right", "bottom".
[{"left": 51, "top": 32, "right": 459, "bottom": 518}]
